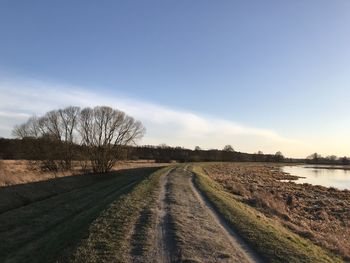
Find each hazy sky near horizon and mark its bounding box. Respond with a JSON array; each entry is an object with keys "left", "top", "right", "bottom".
[{"left": 1, "top": 1, "right": 350, "bottom": 158}]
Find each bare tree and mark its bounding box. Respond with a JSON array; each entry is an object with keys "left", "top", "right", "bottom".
[
  {"left": 307, "top": 153, "right": 321, "bottom": 163},
  {"left": 59, "top": 107, "right": 80, "bottom": 143},
  {"left": 12, "top": 116, "right": 41, "bottom": 139},
  {"left": 44, "top": 110, "right": 62, "bottom": 140},
  {"left": 12, "top": 123, "right": 28, "bottom": 139},
  {"left": 12, "top": 115, "right": 57, "bottom": 170},
  {"left": 59, "top": 106, "right": 80, "bottom": 169},
  {"left": 223, "top": 145, "right": 234, "bottom": 152},
  {"left": 159, "top": 143, "right": 170, "bottom": 149},
  {"left": 79, "top": 106, "right": 145, "bottom": 173},
  {"left": 13, "top": 105, "right": 145, "bottom": 173},
  {"left": 274, "top": 151, "right": 284, "bottom": 162},
  {"left": 326, "top": 155, "right": 337, "bottom": 162},
  {"left": 341, "top": 156, "right": 350, "bottom": 165}
]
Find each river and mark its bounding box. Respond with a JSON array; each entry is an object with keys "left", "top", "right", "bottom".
[{"left": 281, "top": 165, "right": 350, "bottom": 190}]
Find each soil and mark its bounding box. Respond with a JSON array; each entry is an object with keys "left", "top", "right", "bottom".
[
  {"left": 154, "top": 168, "right": 178, "bottom": 262},
  {"left": 152, "top": 166, "right": 261, "bottom": 262}
]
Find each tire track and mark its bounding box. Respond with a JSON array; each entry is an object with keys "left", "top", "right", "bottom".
[
  {"left": 187, "top": 167, "right": 264, "bottom": 263},
  {"left": 154, "top": 168, "right": 178, "bottom": 263}
]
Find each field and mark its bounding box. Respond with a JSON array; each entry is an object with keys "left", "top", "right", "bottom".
[
  {"left": 0, "top": 166, "right": 164, "bottom": 263},
  {"left": 0, "top": 161, "right": 347, "bottom": 262},
  {"left": 0, "top": 160, "right": 167, "bottom": 187},
  {"left": 198, "top": 163, "right": 350, "bottom": 260}
]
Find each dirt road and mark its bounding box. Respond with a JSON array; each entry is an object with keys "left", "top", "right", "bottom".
[
  {"left": 154, "top": 168, "right": 177, "bottom": 262},
  {"left": 1, "top": 165, "right": 263, "bottom": 263},
  {"left": 152, "top": 167, "right": 262, "bottom": 263}
]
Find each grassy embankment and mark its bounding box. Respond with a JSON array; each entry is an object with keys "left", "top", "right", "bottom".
[
  {"left": 0, "top": 160, "right": 167, "bottom": 187},
  {"left": 203, "top": 162, "right": 350, "bottom": 259},
  {"left": 191, "top": 164, "right": 343, "bottom": 263},
  {"left": 70, "top": 166, "right": 174, "bottom": 263},
  {"left": 0, "top": 167, "right": 161, "bottom": 263}
]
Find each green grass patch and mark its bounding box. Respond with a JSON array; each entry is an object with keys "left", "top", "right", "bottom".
[{"left": 191, "top": 165, "right": 343, "bottom": 263}]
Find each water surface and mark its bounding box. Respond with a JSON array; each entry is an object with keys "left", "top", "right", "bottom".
[{"left": 282, "top": 165, "right": 350, "bottom": 190}]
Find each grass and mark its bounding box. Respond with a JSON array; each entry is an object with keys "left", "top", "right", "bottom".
[
  {"left": 202, "top": 162, "right": 350, "bottom": 260},
  {"left": 0, "top": 173, "right": 106, "bottom": 214},
  {"left": 0, "top": 160, "right": 168, "bottom": 213},
  {"left": 0, "top": 167, "right": 161, "bottom": 263},
  {"left": 191, "top": 164, "right": 343, "bottom": 263},
  {"left": 0, "top": 160, "right": 168, "bottom": 187},
  {"left": 70, "top": 166, "right": 174, "bottom": 263}
]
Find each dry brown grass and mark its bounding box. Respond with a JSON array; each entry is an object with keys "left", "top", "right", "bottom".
[
  {"left": 69, "top": 167, "right": 172, "bottom": 263},
  {"left": 193, "top": 164, "right": 342, "bottom": 263},
  {"left": 204, "top": 162, "right": 350, "bottom": 261},
  {"left": 0, "top": 160, "right": 167, "bottom": 187},
  {"left": 0, "top": 166, "right": 159, "bottom": 263}
]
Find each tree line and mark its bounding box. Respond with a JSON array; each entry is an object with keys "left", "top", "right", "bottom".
[
  {"left": 4, "top": 136, "right": 347, "bottom": 166},
  {"left": 0, "top": 137, "right": 298, "bottom": 166},
  {"left": 4, "top": 105, "right": 347, "bottom": 171},
  {"left": 11, "top": 106, "right": 145, "bottom": 173},
  {"left": 306, "top": 153, "right": 350, "bottom": 165},
  {"left": 128, "top": 145, "right": 291, "bottom": 163}
]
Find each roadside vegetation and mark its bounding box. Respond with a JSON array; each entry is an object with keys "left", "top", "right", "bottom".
[
  {"left": 0, "top": 167, "right": 161, "bottom": 263},
  {"left": 69, "top": 166, "right": 173, "bottom": 263},
  {"left": 0, "top": 159, "right": 166, "bottom": 187},
  {"left": 191, "top": 164, "right": 343, "bottom": 263},
  {"left": 1, "top": 160, "right": 347, "bottom": 262},
  {"left": 201, "top": 163, "right": 350, "bottom": 260}
]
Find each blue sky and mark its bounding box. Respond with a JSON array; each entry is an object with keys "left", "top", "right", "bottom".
[{"left": 1, "top": 1, "right": 350, "bottom": 157}]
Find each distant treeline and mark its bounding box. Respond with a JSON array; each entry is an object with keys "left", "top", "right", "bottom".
[
  {"left": 5, "top": 105, "right": 349, "bottom": 171},
  {"left": 1, "top": 138, "right": 349, "bottom": 165},
  {"left": 305, "top": 153, "right": 350, "bottom": 165},
  {"left": 128, "top": 145, "right": 297, "bottom": 163},
  {"left": 0, "top": 138, "right": 303, "bottom": 163}
]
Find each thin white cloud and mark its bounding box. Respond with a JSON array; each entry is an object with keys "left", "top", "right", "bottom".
[
  {"left": 0, "top": 111, "right": 31, "bottom": 118},
  {"left": 0, "top": 77, "right": 304, "bottom": 156}
]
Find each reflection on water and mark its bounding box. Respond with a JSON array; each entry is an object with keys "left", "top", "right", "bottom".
[{"left": 282, "top": 165, "right": 350, "bottom": 190}]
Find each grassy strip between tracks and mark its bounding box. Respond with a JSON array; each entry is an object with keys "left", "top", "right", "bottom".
[
  {"left": 191, "top": 164, "right": 343, "bottom": 263},
  {"left": 69, "top": 166, "right": 174, "bottom": 263}
]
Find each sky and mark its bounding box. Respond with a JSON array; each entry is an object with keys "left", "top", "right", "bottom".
[{"left": 0, "top": 1, "right": 350, "bottom": 158}]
